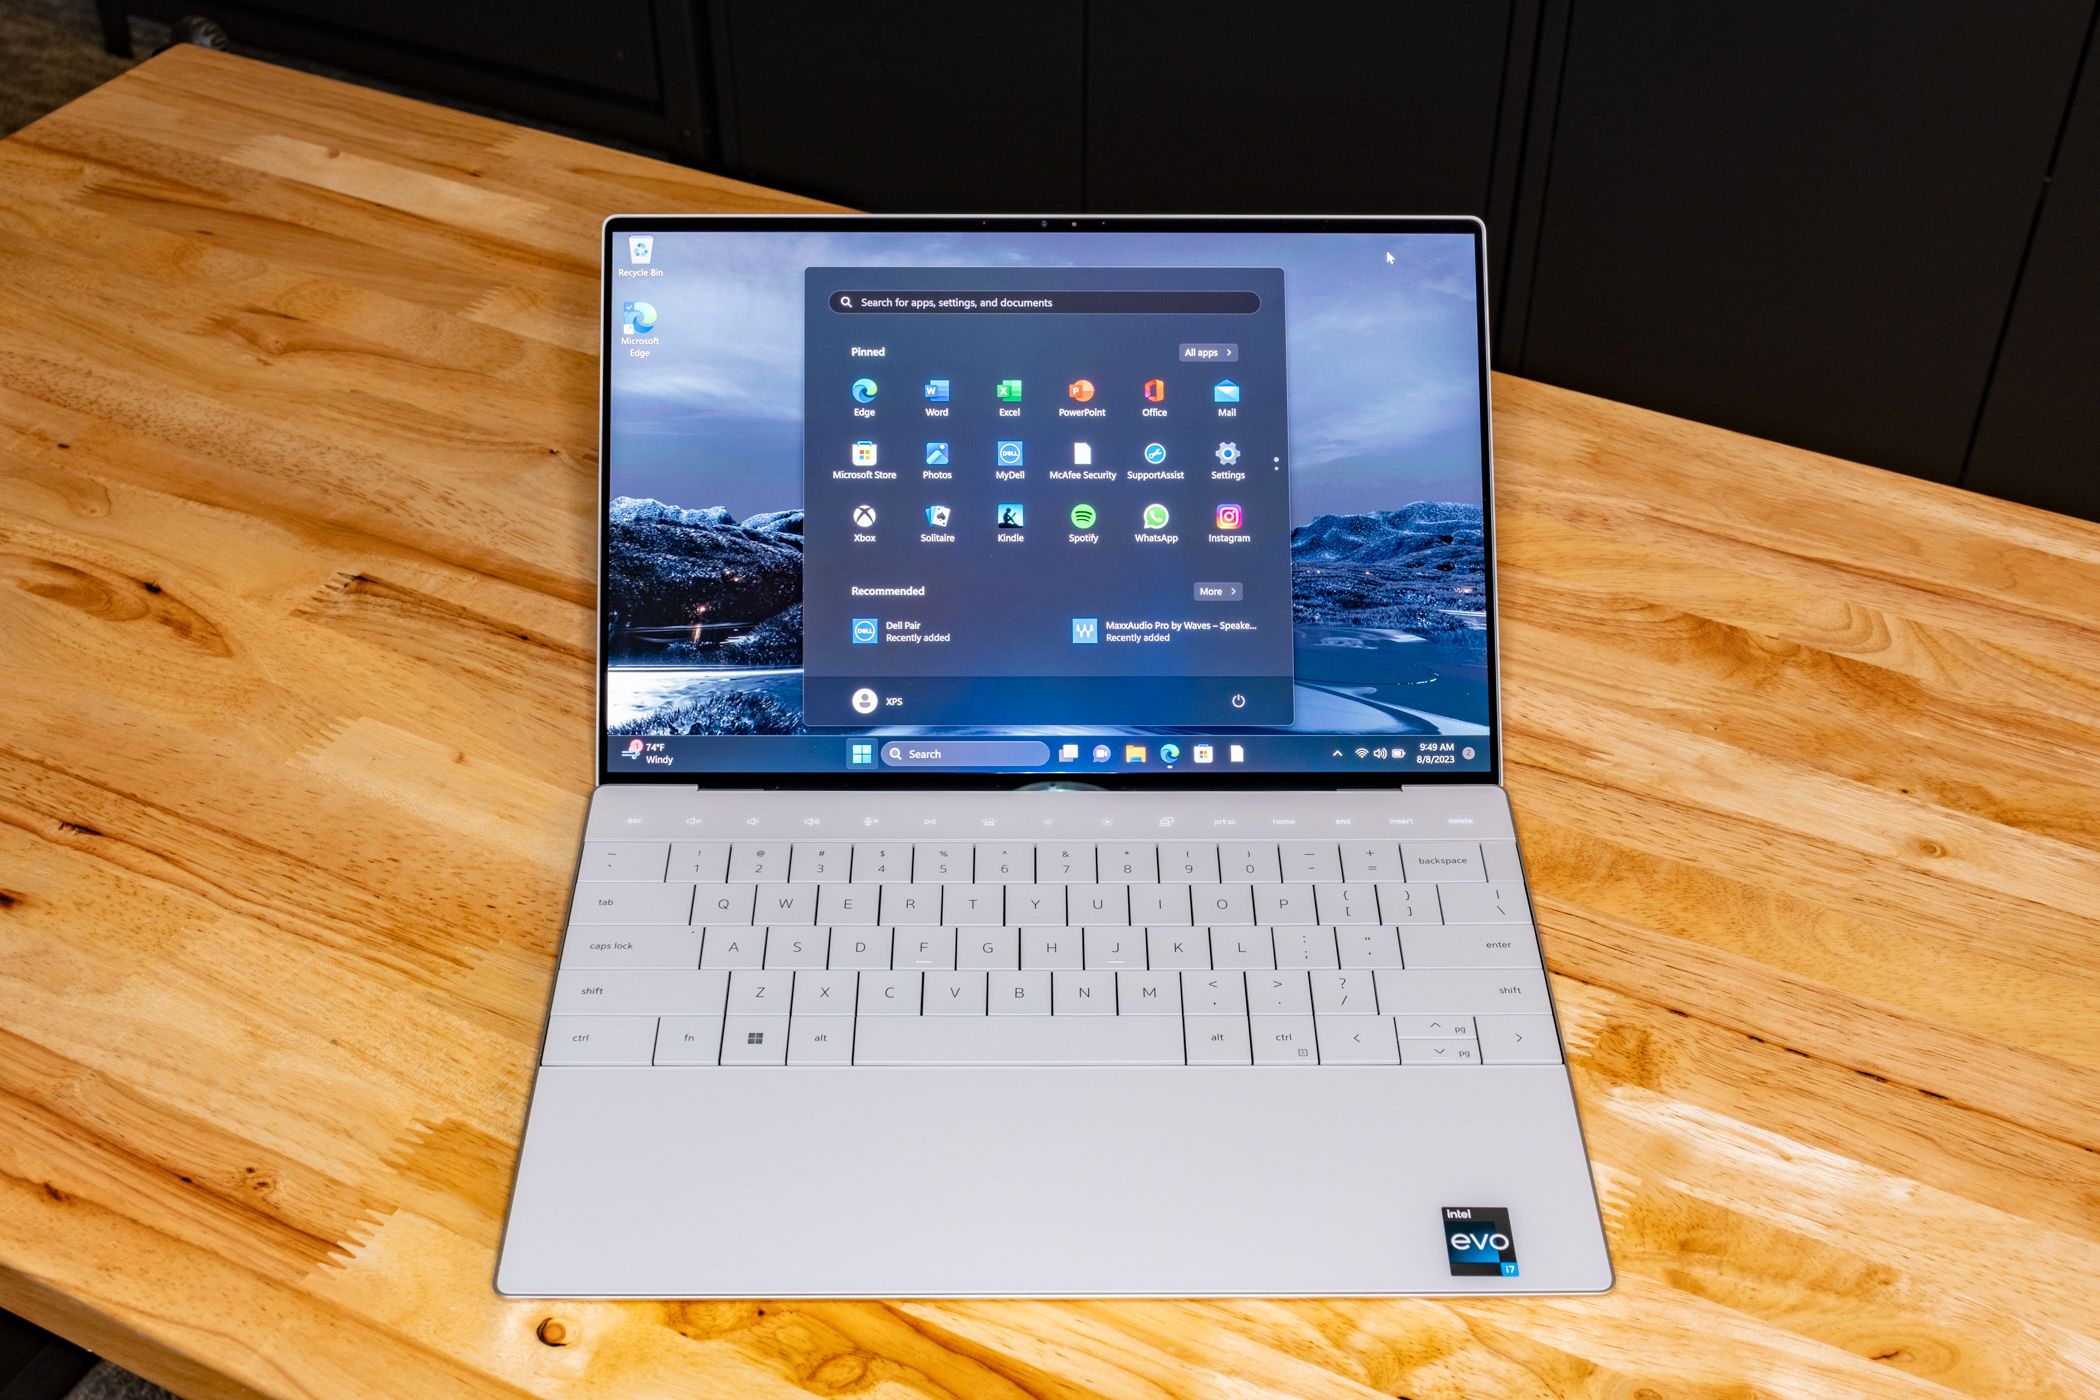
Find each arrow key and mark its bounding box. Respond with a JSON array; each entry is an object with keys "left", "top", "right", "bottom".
[
  {"left": 1400, "top": 1038, "right": 1480, "bottom": 1065},
  {"left": 1316, "top": 1014, "right": 1398, "bottom": 1064},
  {"left": 1476, "top": 1013, "right": 1562, "bottom": 1064}
]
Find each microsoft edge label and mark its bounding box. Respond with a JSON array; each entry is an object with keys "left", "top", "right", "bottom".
[{"left": 1443, "top": 1206, "right": 1518, "bottom": 1277}]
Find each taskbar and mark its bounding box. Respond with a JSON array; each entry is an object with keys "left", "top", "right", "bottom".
[{"left": 608, "top": 732, "right": 1489, "bottom": 775}]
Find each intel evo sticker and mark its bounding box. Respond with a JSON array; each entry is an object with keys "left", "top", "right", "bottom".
[{"left": 1444, "top": 1205, "right": 1518, "bottom": 1277}]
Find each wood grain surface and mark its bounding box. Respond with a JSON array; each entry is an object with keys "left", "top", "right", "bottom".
[{"left": 2, "top": 46, "right": 2097, "bottom": 1400}]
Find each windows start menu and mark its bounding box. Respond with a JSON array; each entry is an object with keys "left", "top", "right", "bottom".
[{"left": 801, "top": 266, "right": 1295, "bottom": 730}]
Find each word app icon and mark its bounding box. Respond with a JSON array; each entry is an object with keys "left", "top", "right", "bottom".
[{"left": 923, "top": 378, "right": 950, "bottom": 402}]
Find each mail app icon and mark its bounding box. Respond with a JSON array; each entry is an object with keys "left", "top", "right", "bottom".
[{"left": 1213, "top": 379, "right": 1241, "bottom": 403}]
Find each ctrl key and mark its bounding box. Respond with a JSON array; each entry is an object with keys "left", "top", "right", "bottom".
[{"left": 542, "top": 1015, "right": 657, "bottom": 1066}]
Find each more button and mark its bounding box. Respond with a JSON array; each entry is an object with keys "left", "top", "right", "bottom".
[{"left": 1193, "top": 581, "right": 1243, "bottom": 602}]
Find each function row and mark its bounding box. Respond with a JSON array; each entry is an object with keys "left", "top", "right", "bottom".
[
  {"left": 568, "top": 880, "right": 1535, "bottom": 929},
  {"left": 578, "top": 838, "right": 1521, "bottom": 886},
  {"left": 562, "top": 923, "right": 1542, "bottom": 973},
  {"left": 542, "top": 1010, "right": 1561, "bottom": 1068}
]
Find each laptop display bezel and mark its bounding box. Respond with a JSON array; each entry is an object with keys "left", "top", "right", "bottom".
[{"left": 596, "top": 214, "right": 1502, "bottom": 790}]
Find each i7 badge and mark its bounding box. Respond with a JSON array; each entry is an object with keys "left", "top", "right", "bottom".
[{"left": 1444, "top": 1206, "right": 1518, "bottom": 1277}]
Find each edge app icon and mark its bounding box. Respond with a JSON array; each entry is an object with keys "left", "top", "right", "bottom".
[
  {"left": 621, "top": 301, "right": 657, "bottom": 334},
  {"left": 851, "top": 377, "right": 878, "bottom": 404}
]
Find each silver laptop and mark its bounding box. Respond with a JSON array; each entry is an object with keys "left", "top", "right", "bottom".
[{"left": 496, "top": 215, "right": 1612, "bottom": 1297}]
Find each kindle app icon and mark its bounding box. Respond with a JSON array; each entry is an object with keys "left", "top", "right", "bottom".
[{"left": 1443, "top": 1206, "right": 1518, "bottom": 1277}]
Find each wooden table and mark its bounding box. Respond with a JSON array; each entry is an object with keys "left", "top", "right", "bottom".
[{"left": 2, "top": 45, "right": 2096, "bottom": 1400}]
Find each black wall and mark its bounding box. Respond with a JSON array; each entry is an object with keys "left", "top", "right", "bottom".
[{"left": 103, "top": 0, "right": 2100, "bottom": 519}]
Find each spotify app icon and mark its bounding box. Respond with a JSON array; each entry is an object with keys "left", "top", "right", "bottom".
[{"left": 1069, "top": 503, "right": 1097, "bottom": 529}]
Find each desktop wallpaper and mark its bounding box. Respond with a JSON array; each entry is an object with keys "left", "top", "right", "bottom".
[{"left": 603, "top": 229, "right": 1489, "bottom": 766}]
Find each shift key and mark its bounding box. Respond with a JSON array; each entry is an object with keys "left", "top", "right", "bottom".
[{"left": 1373, "top": 969, "right": 1549, "bottom": 1015}]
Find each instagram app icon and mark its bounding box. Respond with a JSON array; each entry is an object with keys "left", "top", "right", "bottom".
[{"left": 1214, "top": 503, "right": 1244, "bottom": 530}]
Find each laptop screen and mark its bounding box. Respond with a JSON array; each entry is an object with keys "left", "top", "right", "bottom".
[{"left": 602, "top": 218, "right": 1495, "bottom": 784}]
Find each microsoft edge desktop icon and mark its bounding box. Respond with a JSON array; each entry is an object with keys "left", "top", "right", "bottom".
[{"left": 621, "top": 301, "right": 657, "bottom": 335}]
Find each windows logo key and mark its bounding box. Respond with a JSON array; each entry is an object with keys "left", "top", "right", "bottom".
[{"left": 1443, "top": 1206, "right": 1518, "bottom": 1277}]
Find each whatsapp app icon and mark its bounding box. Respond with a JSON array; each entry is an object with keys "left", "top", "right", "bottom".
[{"left": 1142, "top": 502, "right": 1170, "bottom": 530}]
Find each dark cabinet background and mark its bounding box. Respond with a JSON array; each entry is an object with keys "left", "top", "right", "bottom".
[{"left": 101, "top": 0, "right": 2100, "bottom": 519}]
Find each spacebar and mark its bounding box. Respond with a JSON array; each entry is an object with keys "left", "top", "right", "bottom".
[{"left": 854, "top": 1016, "right": 1186, "bottom": 1066}]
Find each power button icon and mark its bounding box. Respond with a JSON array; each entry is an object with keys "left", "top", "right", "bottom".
[{"left": 1230, "top": 694, "right": 1247, "bottom": 709}]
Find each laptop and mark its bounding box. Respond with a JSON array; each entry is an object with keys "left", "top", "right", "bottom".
[{"left": 495, "top": 215, "right": 1613, "bottom": 1297}]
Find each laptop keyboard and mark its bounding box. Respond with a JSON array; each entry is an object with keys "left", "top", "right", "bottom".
[{"left": 543, "top": 836, "right": 1562, "bottom": 1068}]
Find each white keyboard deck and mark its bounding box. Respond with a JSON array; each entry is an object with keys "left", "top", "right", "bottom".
[{"left": 545, "top": 829, "right": 1563, "bottom": 1069}]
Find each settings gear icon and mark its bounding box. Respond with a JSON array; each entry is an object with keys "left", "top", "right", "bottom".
[{"left": 1214, "top": 441, "right": 1241, "bottom": 466}]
